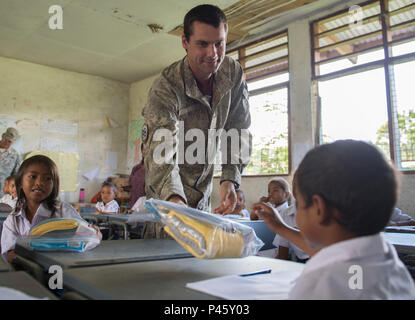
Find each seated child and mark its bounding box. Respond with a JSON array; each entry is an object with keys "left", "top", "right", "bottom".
[
  {"left": 0, "top": 176, "right": 17, "bottom": 212},
  {"left": 272, "top": 203, "right": 310, "bottom": 263},
  {"left": 251, "top": 177, "right": 290, "bottom": 220},
  {"left": 388, "top": 207, "right": 415, "bottom": 226},
  {"left": 252, "top": 140, "right": 415, "bottom": 299},
  {"left": 95, "top": 181, "right": 120, "bottom": 214},
  {"left": 226, "top": 189, "right": 250, "bottom": 217},
  {"left": 2, "top": 177, "right": 9, "bottom": 196},
  {"left": 1, "top": 155, "right": 102, "bottom": 262}
]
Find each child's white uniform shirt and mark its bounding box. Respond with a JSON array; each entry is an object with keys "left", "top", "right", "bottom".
[
  {"left": 289, "top": 233, "right": 415, "bottom": 299},
  {"left": 0, "top": 194, "right": 17, "bottom": 208},
  {"left": 390, "top": 207, "right": 414, "bottom": 224},
  {"left": 1, "top": 201, "right": 83, "bottom": 259},
  {"left": 95, "top": 199, "right": 119, "bottom": 213},
  {"left": 240, "top": 208, "right": 250, "bottom": 218},
  {"left": 272, "top": 205, "right": 309, "bottom": 260}
]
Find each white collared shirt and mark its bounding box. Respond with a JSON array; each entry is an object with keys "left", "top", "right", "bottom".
[
  {"left": 0, "top": 194, "right": 17, "bottom": 208},
  {"left": 289, "top": 233, "right": 415, "bottom": 299},
  {"left": 1, "top": 201, "right": 82, "bottom": 258},
  {"left": 272, "top": 205, "right": 309, "bottom": 260},
  {"left": 95, "top": 199, "right": 119, "bottom": 213}
]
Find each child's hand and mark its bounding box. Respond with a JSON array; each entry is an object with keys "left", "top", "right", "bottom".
[{"left": 251, "top": 202, "right": 285, "bottom": 232}]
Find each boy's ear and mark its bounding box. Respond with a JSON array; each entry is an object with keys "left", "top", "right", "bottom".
[{"left": 311, "top": 194, "right": 331, "bottom": 225}]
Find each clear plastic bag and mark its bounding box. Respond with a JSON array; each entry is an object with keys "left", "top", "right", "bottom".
[
  {"left": 144, "top": 199, "right": 264, "bottom": 259},
  {"left": 21, "top": 218, "right": 101, "bottom": 252}
]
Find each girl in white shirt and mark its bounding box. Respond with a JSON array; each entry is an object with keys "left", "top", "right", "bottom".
[
  {"left": 95, "top": 181, "right": 120, "bottom": 214},
  {"left": 252, "top": 140, "right": 415, "bottom": 299},
  {"left": 1, "top": 155, "right": 102, "bottom": 262}
]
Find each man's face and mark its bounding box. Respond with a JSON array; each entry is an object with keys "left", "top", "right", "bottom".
[
  {"left": 0, "top": 135, "right": 13, "bottom": 149},
  {"left": 182, "top": 21, "right": 227, "bottom": 80}
]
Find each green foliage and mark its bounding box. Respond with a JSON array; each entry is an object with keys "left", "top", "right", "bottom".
[{"left": 376, "top": 109, "right": 415, "bottom": 169}]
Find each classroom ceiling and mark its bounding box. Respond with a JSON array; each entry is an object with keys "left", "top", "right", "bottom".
[{"left": 0, "top": 0, "right": 344, "bottom": 84}]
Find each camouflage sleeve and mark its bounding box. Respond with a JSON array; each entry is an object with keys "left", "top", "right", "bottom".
[
  {"left": 221, "top": 65, "right": 252, "bottom": 187},
  {"left": 141, "top": 77, "right": 187, "bottom": 204},
  {"left": 11, "top": 152, "right": 22, "bottom": 176}
]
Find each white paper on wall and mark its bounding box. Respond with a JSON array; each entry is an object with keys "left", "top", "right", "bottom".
[
  {"left": 41, "top": 119, "right": 78, "bottom": 135},
  {"left": 82, "top": 167, "right": 100, "bottom": 181},
  {"left": 106, "top": 151, "right": 118, "bottom": 170},
  {"left": 40, "top": 137, "right": 78, "bottom": 153}
]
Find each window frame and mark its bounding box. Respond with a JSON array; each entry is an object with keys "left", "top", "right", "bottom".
[
  {"left": 310, "top": 0, "right": 415, "bottom": 174},
  {"left": 227, "top": 29, "right": 292, "bottom": 177}
]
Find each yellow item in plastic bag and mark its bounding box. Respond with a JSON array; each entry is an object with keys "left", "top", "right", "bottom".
[
  {"left": 163, "top": 210, "right": 244, "bottom": 259},
  {"left": 30, "top": 219, "right": 78, "bottom": 236}
]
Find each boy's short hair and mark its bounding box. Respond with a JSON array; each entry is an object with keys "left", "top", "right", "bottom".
[
  {"left": 294, "top": 140, "right": 398, "bottom": 236},
  {"left": 268, "top": 177, "right": 291, "bottom": 193},
  {"left": 102, "top": 181, "right": 118, "bottom": 195},
  {"left": 183, "top": 4, "right": 227, "bottom": 41}
]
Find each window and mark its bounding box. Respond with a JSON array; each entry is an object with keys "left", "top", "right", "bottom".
[
  {"left": 227, "top": 31, "right": 290, "bottom": 175},
  {"left": 312, "top": 0, "right": 415, "bottom": 171}
]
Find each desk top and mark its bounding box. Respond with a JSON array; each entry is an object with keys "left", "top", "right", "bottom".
[
  {"left": 384, "top": 232, "right": 415, "bottom": 254},
  {"left": 385, "top": 226, "right": 415, "bottom": 234},
  {"left": 15, "top": 238, "right": 192, "bottom": 270},
  {"left": 0, "top": 271, "right": 57, "bottom": 299},
  {"left": 63, "top": 256, "right": 304, "bottom": 300}
]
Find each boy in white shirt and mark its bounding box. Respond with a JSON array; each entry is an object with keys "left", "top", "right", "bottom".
[
  {"left": 252, "top": 140, "right": 415, "bottom": 299},
  {"left": 272, "top": 204, "right": 309, "bottom": 262},
  {"left": 95, "top": 181, "right": 120, "bottom": 214}
]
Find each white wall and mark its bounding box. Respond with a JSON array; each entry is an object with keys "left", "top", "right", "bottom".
[{"left": 0, "top": 56, "right": 129, "bottom": 202}]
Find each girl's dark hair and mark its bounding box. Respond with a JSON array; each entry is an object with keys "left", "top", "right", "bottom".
[
  {"left": 294, "top": 140, "right": 398, "bottom": 236},
  {"left": 183, "top": 4, "right": 227, "bottom": 41},
  {"left": 15, "top": 155, "right": 60, "bottom": 214}
]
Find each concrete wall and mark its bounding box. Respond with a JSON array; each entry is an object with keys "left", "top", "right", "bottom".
[{"left": 0, "top": 56, "right": 129, "bottom": 202}]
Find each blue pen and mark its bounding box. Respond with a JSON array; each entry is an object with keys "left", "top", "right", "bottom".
[{"left": 239, "top": 269, "right": 272, "bottom": 277}]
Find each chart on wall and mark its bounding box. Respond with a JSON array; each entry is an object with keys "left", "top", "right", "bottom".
[
  {"left": 25, "top": 151, "right": 79, "bottom": 192},
  {"left": 127, "top": 119, "right": 144, "bottom": 169}
]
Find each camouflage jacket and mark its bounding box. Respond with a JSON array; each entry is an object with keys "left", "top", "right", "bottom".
[
  {"left": 142, "top": 56, "right": 251, "bottom": 211},
  {"left": 0, "top": 147, "right": 21, "bottom": 197}
]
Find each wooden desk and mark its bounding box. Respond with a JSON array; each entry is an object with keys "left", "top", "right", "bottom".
[{"left": 62, "top": 256, "right": 304, "bottom": 300}]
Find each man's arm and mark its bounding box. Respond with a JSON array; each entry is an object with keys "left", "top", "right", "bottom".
[{"left": 142, "top": 76, "right": 187, "bottom": 205}]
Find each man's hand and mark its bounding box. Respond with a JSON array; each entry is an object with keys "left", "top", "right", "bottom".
[
  {"left": 167, "top": 195, "right": 187, "bottom": 206},
  {"left": 213, "top": 181, "right": 237, "bottom": 215}
]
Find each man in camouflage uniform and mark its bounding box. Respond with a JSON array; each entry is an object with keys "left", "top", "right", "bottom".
[
  {"left": 0, "top": 128, "right": 21, "bottom": 197},
  {"left": 141, "top": 5, "right": 251, "bottom": 238}
]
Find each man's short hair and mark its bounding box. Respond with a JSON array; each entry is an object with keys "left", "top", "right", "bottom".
[{"left": 183, "top": 4, "right": 227, "bottom": 41}]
